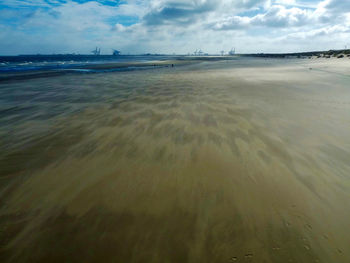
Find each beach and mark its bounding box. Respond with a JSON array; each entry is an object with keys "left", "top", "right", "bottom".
[{"left": 1, "top": 57, "right": 350, "bottom": 262}]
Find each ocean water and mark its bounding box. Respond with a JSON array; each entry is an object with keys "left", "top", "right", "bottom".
[
  {"left": 1, "top": 57, "right": 350, "bottom": 263},
  {"left": 0, "top": 55, "right": 178, "bottom": 72}
]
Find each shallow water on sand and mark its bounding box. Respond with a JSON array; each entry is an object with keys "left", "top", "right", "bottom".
[{"left": 1, "top": 58, "right": 350, "bottom": 263}]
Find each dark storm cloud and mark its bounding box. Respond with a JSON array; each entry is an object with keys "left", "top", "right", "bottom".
[
  {"left": 143, "top": 0, "right": 217, "bottom": 25},
  {"left": 142, "top": 0, "right": 269, "bottom": 26},
  {"left": 325, "top": 0, "right": 350, "bottom": 13}
]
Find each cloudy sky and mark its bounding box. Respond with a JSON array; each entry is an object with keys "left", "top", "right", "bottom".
[{"left": 0, "top": 0, "right": 349, "bottom": 55}]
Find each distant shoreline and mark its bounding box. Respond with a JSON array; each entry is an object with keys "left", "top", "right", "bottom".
[
  {"left": 1, "top": 53, "right": 349, "bottom": 83},
  {"left": 0, "top": 49, "right": 349, "bottom": 58},
  {"left": 242, "top": 49, "right": 350, "bottom": 59}
]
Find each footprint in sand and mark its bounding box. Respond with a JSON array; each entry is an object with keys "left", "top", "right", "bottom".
[{"left": 306, "top": 224, "right": 312, "bottom": 230}]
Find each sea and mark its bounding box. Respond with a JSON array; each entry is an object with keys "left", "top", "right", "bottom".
[{"left": 0, "top": 54, "right": 179, "bottom": 73}]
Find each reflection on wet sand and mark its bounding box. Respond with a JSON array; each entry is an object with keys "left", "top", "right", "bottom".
[{"left": 1, "top": 58, "right": 350, "bottom": 262}]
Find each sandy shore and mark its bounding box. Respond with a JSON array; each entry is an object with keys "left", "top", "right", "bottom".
[{"left": 1, "top": 58, "right": 350, "bottom": 262}]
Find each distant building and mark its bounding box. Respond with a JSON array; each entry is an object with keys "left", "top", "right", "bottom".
[
  {"left": 228, "top": 48, "right": 235, "bottom": 56},
  {"left": 112, "top": 49, "right": 121, "bottom": 56},
  {"left": 194, "top": 49, "right": 205, "bottom": 56},
  {"left": 91, "top": 47, "right": 101, "bottom": 55}
]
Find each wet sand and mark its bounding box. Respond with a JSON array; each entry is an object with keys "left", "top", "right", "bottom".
[{"left": 1, "top": 58, "right": 350, "bottom": 262}]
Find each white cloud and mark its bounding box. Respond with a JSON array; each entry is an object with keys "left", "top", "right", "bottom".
[
  {"left": 210, "top": 4, "right": 316, "bottom": 30},
  {"left": 0, "top": 0, "right": 350, "bottom": 55}
]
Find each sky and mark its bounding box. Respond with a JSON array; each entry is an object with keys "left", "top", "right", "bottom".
[{"left": 0, "top": 0, "right": 349, "bottom": 55}]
